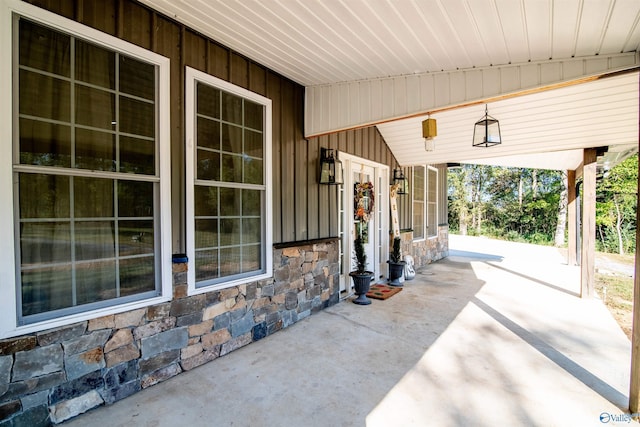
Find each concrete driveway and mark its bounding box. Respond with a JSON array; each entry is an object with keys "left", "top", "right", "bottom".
[{"left": 63, "top": 235, "right": 635, "bottom": 426}]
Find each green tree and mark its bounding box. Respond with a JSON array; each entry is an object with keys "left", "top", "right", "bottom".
[
  {"left": 596, "top": 154, "right": 637, "bottom": 255},
  {"left": 447, "top": 158, "right": 637, "bottom": 254},
  {"left": 448, "top": 164, "right": 563, "bottom": 245},
  {"left": 447, "top": 166, "right": 469, "bottom": 235}
]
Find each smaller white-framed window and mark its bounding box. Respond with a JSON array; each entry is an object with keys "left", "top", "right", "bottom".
[
  {"left": 0, "top": 0, "right": 172, "bottom": 338},
  {"left": 185, "top": 67, "right": 272, "bottom": 295},
  {"left": 412, "top": 165, "right": 438, "bottom": 241}
]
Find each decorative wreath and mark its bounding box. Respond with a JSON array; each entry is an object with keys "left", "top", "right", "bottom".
[{"left": 354, "top": 181, "right": 375, "bottom": 223}]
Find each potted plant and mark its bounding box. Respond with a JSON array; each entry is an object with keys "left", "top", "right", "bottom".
[
  {"left": 349, "top": 180, "right": 375, "bottom": 305},
  {"left": 387, "top": 236, "right": 405, "bottom": 286},
  {"left": 350, "top": 236, "right": 373, "bottom": 305}
]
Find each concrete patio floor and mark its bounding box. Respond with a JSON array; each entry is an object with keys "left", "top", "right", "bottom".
[{"left": 63, "top": 235, "right": 635, "bottom": 426}]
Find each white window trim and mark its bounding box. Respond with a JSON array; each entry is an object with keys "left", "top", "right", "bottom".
[
  {"left": 412, "top": 166, "right": 425, "bottom": 242},
  {"left": 0, "top": 0, "right": 172, "bottom": 338},
  {"left": 426, "top": 166, "right": 439, "bottom": 239},
  {"left": 185, "top": 66, "right": 273, "bottom": 295}
]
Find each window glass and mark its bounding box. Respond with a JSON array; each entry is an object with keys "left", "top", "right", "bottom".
[
  {"left": 19, "top": 19, "right": 70, "bottom": 76},
  {"left": 118, "top": 181, "right": 153, "bottom": 217},
  {"left": 75, "top": 128, "right": 115, "bottom": 171},
  {"left": 75, "top": 40, "right": 115, "bottom": 89},
  {"left": 244, "top": 129, "right": 263, "bottom": 158},
  {"left": 19, "top": 173, "right": 70, "bottom": 218},
  {"left": 197, "top": 83, "right": 220, "bottom": 119},
  {"left": 120, "top": 257, "right": 155, "bottom": 296},
  {"left": 221, "top": 92, "right": 242, "bottom": 124},
  {"left": 119, "top": 96, "right": 155, "bottom": 138},
  {"left": 197, "top": 149, "right": 220, "bottom": 181},
  {"left": 75, "top": 85, "right": 115, "bottom": 130},
  {"left": 20, "top": 222, "right": 71, "bottom": 264},
  {"left": 197, "top": 117, "right": 220, "bottom": 150},
  {"left": 119, "top": 55, "right": 155, "bottom": 100},
  {"left": 221, "top": 123, "right": 242, "bottom": 153},
  {"left": 120, "top": 136, "right": 155, "bottom": 175},
  {"left": 19, "top": 70, "right": 70, "bottom": 121},
  {"left": 74, "top": 221, "right": 115, "bottom": 261},
  {"left": 14, "top": 18, "right": 161, "bottom": 322},
  {"left": 244, "top": 100, "right": 263, "bottom": 131},
  {"left": 19, "top": 119, "right": 71, "bottom": 167}
]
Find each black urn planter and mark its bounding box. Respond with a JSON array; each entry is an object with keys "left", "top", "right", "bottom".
[
  {"left": 387, "top": 261, "right": 406, "bottom": 287},
  {"left": 350, "top": 271, "right": 373, "bottom": 305}
]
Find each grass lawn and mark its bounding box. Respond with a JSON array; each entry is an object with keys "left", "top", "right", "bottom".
[{"left": 595, "top": 252, "right": 635, "bottom": 340}]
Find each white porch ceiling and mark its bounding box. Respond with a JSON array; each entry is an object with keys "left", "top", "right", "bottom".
[
  {"left": 137, "top": 0, "right": 640, "bottom": 87},
  {"left": 139, "top": 0, "right": 640, "bottom": 170}
]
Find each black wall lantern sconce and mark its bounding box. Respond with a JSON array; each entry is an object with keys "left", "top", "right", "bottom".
[
  {"left": 319, "top": 147, "right": 343, "bottom": 185},
  {"left": 473, "top": 104, "right": 501, "bottom": 148},
  {"left": 392, "top": 168, "right": 408, "bottom": 195}
]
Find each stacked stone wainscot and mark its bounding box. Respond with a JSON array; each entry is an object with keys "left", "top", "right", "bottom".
[
  {"left": 0, "top": 240, "right": 339, "bottom": 426},
  {"left": 400, "top": 225, "right": 449, "bottom": 269}
]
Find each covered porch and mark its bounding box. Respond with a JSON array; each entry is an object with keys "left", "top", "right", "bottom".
[
  {"left": 134, "top": 3, "right": 640, "bottom": 408},
  {"left": 63, "top": 235, "right": 633, "bottom": 426}
]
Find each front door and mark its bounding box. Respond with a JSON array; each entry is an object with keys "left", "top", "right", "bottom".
[
  {"left": 338, "top": 154, "right": 389, "bottom": 296},
  {"left": 352, "top": 164, "right": 376, "bottom": 275}
]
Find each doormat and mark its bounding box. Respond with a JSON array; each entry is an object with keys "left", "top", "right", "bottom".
[{"left": 366, "top": 284, "right": 403, "bottom": 300}]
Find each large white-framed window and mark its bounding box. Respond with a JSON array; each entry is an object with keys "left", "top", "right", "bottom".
[
  {"left": 412, "top": 166, "right": 438, "bottom": 240},
  {"left": 0, "top": 0, "right": 171, "bottom": 337},
  {"left": 185, "top": 67, "right": 272, "bottom": 294}
]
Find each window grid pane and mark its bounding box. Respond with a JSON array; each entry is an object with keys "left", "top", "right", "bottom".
[
  {"left": 195, "top": 82, "right": 264, "bottom": 186},
  {"left": 18, "top": 174, "right": 156, "bottom": 318},
  {"left": 18, "top": 19, "right": 157, "bottom": 176},
  {"left": 194, "top": 80, "right": 266, "bottom": 287}
]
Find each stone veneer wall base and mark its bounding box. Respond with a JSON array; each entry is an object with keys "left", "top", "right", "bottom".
[{"left": 400, "top": 225, "right": 449, "bottom": 269}]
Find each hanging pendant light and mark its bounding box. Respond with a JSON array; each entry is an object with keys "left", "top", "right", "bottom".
[
  {"left": 473, "top": 105, "right": 501, "bottom": 148},
  {"left": 422, "top": 115, "right": 437, "bottom": 151}
]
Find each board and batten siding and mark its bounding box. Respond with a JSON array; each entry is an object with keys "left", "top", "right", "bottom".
[{"left": 26, "top": 0, "right": 399, "bottom": 247}]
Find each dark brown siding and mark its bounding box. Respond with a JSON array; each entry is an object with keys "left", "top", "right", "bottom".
[
  {"left": 26, "top": 0, "right": 399, "bottom": 247},
  {"left": 118, "top": 1, "right": 152, "bottom": 49}
]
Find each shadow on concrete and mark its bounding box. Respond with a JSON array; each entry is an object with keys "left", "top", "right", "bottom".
[
  {"left": 472, "top": 297, "right": 628, "bottom": 409},
  {"left": 448, "top": 249, "right": 504, "bottom": 262},
  {"left": 485, "top": 261, "right": 580, "bottom": 298}
]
